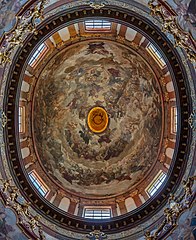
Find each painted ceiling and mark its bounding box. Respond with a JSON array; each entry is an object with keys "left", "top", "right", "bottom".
[
  {"left": 0, "top": 0, "right": 195, "bottom": 239},
  {"left": 33, "top": 41, "right": 162, "bottom": 197}
]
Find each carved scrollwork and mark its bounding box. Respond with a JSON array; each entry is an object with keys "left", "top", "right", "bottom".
[
  {"left": 87, "top": 0, "right": 107, "bottom": 9},
  {"left": 87, "top": 230, "right": 107, "bottom": 240},
  {"left": 148, "top": 0, "right": 196, "bottom": 64},
  {"left": 0, "top": 0, "right": 47, "bottom": 66},
  {"left": 189, "top": 110, "right": 196, "bottom": 131}
]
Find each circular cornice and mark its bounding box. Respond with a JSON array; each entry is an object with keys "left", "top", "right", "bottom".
[{"left": 3, "top": 5, "right": 192, "bottom": 234}]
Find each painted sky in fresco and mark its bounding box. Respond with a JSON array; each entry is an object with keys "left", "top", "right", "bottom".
[{"left": 34, "top": 41, "right": 162, "bottom": 197}]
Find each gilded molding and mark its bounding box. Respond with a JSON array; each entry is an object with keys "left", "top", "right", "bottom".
[
  {"left": 148, "top": 0, "right": 196, "bottom": 64},
  {"left": 144, "top": 176, "right": 196, "bottom": 239},
  {"left": 0, "top": 0, "right": 47, "bottom": 66},
  {"left": 87, "top": 230, "right": 107, "bottom": 240},
  {"left": 87, "top": 0, "right": 108, "bottom": 9}
]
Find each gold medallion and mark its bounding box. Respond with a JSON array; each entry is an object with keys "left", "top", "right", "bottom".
[{"left": 87, "top": 107, "right": 109, "bottom": 133}]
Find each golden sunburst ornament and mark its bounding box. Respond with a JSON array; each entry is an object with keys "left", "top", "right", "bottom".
[{"left": 87, "top": 107, "right": 109, "bottom": 133}]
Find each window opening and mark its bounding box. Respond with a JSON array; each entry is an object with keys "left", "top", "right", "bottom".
[
  {"left": 146, "top": 171, "right": 166, "bottom": 196},
  {"left": 147, "top": 43, "right": 166, "bottom": 68},
  {"left": 19, "top": 106, "right": 25, "bottom": 133},
  {"left": 171, "top": 106, "right": 177, "bottom": 134},
  {"left": 28, "top": 43, "right": 47, "bottom": 67},
  {"left": 85, "top": 20, "right": 111, "bottom": 31},
  {"left": 84, "top": 208, "right": 111, "bottom": 219},
  {"left": 28, "top": 171, "right": 48, "bottom": 197}
]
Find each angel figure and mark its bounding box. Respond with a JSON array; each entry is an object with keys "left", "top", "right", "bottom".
[
  {"left": 148, "top": 0, "right": 164, "bottom": 21},
  {"left": 182, "top": 176, "right": 195, "bottom": 198},
  {"left": 13, "top": 202, "right": 23, "bottom": 216},
  {"left": 29, "top": 0, "right": 47, "bottom": 29},
  {"left": 164, "top": 208, "right": 176, "bottom": 226},
  {"left": 29, "top": 215, "right": 40, "bottom": 230},
  {"left": 10, "top": 187, "right": 19, "bottom": 202},
  {"left": 21, "top": 202, "right": 31, "bottom": 217},
  {"left": 1, "top": 179, "right": 11, "bottom": 192},
  {"left": 0, "top": 51, "right": 11, "bottom": 65}
]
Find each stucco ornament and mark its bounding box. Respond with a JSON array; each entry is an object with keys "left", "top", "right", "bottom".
[
  {"left": 87, "top": 230, "right": 107, "bottom": 240},
  {"left": 0, "top": 179, "right": 46, "bottom": 240},
  {"left": 0, "top": 0, "right": 47, "bottom": 65},
  {"left": 144, "top": 176, "right": 196, "bottom": 239},
  {"left": 148, "top": 0, "right": 196, "bottom": 64},
  {"left": 87, "top": 0, "right": 108, "bottom": 9},
  {"left": 189, "top": 109, "right": 196, "bottom": 131},
  {"left": 0, "top": 110, "right": 7, "bottom": 128}
]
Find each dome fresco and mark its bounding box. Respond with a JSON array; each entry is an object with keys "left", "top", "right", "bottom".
[
  {"left": 1, "top": 0, "right": 195, "bottom": 239},
  {"left": 33, "top": 41, "right": 163, "bottom": 197}
]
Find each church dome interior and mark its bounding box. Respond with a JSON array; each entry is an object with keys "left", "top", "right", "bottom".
[{"left": 0, "top": 0, "right": 195, "bottom": 240}]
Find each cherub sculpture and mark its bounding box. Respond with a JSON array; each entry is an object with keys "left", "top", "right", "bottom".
[
  {"left": 10, "top": 187, "right": 19, "bottom": 202},
  {"left": 182, "top": 176, "right": 195, "bottom": 198},
  {"left": 2, "top": 179, "right": 11, "bottom": 192},
  {"left": 29, "top": 215, "right": 40, "bottom": 230},
  {"left": 164, "top": 208, "right": 176, "bottom": 226},
  {"left": 21, "top": 202, "right": 31, "bottom": 216}
]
